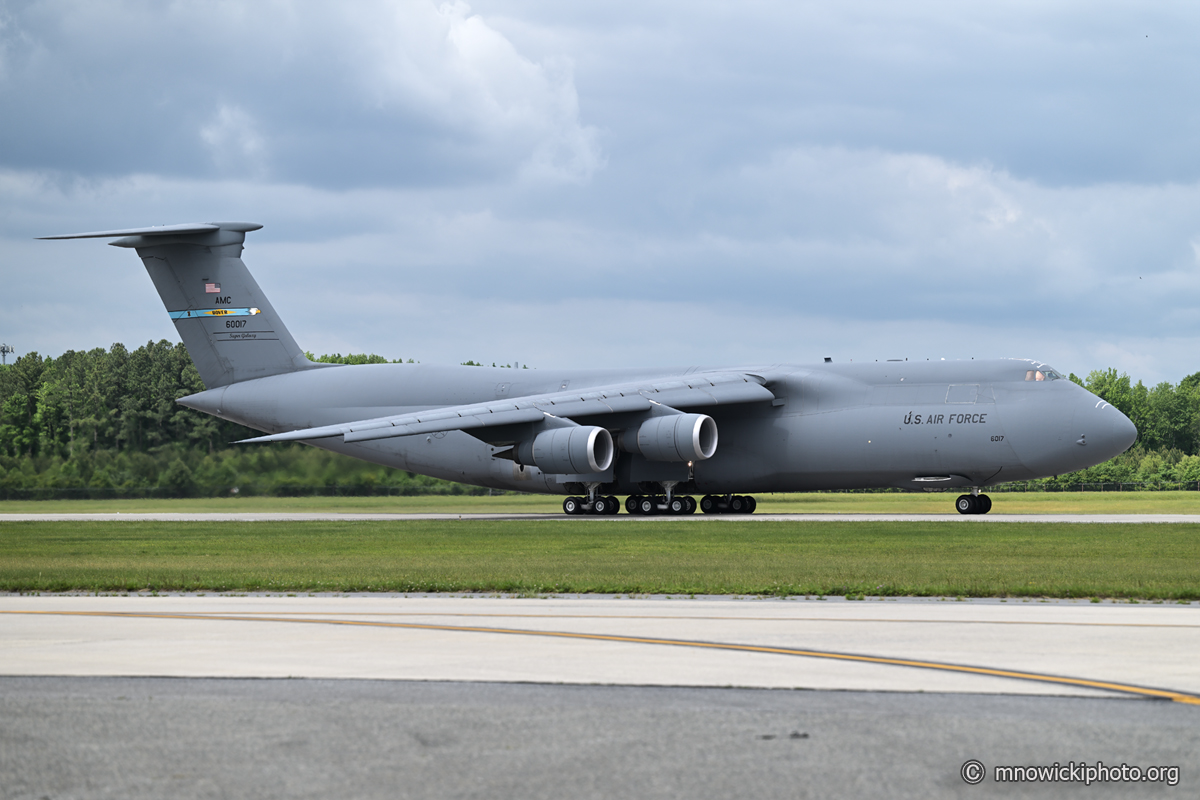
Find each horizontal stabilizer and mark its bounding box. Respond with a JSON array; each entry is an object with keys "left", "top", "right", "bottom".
[
  {"left": 38, "top": 222, "right": 262, "bottom": 240},
  {"left": 237, "top": 372, "right": 775, "bottom": 445}
]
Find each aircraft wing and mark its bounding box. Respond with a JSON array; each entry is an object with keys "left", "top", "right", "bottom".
[{"left": 238, "top": 372, "right": 774, "bottom": 444}]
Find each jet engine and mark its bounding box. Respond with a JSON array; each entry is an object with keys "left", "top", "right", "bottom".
[
  {"left": 516, "top": 425, "right": 614, "bottom": 474},
  {"left": 620, "top": 413, "right": 718, "bottom": 462}
]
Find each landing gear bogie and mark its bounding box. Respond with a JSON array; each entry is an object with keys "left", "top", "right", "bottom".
[
  {"left": 563, "top": 495, "right": 621, "bottom": 516},
  {"left": 625, "top": 494, "right": 699, "bottom": 515},
  {"left": 699, "top": 494, "right": 757, "bottom": 514}
]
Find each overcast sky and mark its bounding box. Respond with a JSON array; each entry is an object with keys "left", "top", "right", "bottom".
[{"left": 3, "top": 0, "right": 1200, "bottom": 383}]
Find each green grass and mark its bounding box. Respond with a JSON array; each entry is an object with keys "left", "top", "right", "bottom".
[
  {"left": 4, "top": 491, "right": 1200, "bottom": 515},
  {"left": 2, "top": 519, "right": 1198, "bottom": 599}
]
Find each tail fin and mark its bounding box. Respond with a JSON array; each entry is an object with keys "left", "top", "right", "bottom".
[{"left": 41, "top": 222, "right": 318, "bottom": 388}]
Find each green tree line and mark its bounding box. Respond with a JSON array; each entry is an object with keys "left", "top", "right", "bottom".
[
  {"left": 1, "top": 343, "right": 1199, "bottom": 498},
  {"left": 0, "top": 343, "right": 484, "bottom": 498}
]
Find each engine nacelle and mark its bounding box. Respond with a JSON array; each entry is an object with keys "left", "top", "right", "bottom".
[
  {"left": 516, "top": 425, "right": 614, "bottom": 474},
  {"left": 620, "top": 413, "right": 718, "bottom": 462}
]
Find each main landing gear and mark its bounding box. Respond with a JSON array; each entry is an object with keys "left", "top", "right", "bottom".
[
  {"left": 699, "top": 494, "right": 757, "bottom": 515},
  {"left": 562, "top": 490, "right": 759, "bottom": 516},
  {"left": 563, "top": 495, "right": 621, "bottom": 515},
  {"left": 624, "top": 494, "right": 698, "bottom": 515},
  {"left": 955, "top": 493, "right": 992, "bottom": 515}
]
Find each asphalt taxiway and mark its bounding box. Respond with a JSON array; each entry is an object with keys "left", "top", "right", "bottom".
[{"left": 3, "top": 678, "right": 1194, "bottom": 800}]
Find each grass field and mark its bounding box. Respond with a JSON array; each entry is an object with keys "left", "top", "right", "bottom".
[
  {"left": 4, "top": 491, "right": 1200, "bottom": 515},
  {"left": 2, "top": 519, "right": 1198, "bottom": 599}
]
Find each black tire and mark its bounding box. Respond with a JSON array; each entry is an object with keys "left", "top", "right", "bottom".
[
  {"left": 978, "top": 494, "right": 992, "bottom": 514},
  {"left": 684, "top": 496, "right": 697, "bottom": 514},
  {"left": 744, "top": 496, "right": 757, "bottom": 514},
  {"left": 669, "top": 497, "right": 685, "bottom": 514},
  {"left": 593, "top": 496, "right": 610, "bottom": 515},
  {"left": 955, "top": 494, "right": 978, "bottom": 515},
  {"left": 626, "top": 495, "right": 640, "bottom": 514},
  {"left": 638, "top": 496, "right": 657, "bottom": 515},
  {"left": 563, "top": 497, "right": 581, "bottom": 515},
  {"left": 730, "top": 496, "right": 746, "bottom": 513},
  {"left": 607, "top": 496, "right": 620, "bottom": 515},
  {"left": 700, "top": 495, "right": 717, "bottom": 514}
]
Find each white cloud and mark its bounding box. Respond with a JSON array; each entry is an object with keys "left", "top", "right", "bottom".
[
  {"left": 200, "top": 105, "right": 268, "bottom": 178},
  {"left": 359, "top": 0, "right": 601, "bottom": 182}
]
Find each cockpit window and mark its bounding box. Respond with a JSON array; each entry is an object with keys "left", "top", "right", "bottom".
[{"left": 1025, "top": 368, "right": 1063, "bottom": 381}]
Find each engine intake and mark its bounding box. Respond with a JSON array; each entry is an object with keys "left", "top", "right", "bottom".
[
  {"left": 620, "top": 413, "right": 718, "bottom": 462},
  {"left": 516, "top": 426, "right": 614, "bottom": 474}
]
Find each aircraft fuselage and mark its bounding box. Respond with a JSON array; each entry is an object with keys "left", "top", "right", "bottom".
[{"left": 180, "top": 357, "right": 1136, "bottom": 496}]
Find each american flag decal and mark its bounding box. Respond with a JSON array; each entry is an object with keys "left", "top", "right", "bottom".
[{"left": 205, "top": 283, "right": 221, "bottom": 293}]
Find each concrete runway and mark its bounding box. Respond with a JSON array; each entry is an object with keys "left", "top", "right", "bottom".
[
  {"left": 3, "top": 595, "right": 1199, "bottom": 700},
  {"left": 2, "top": 595, "right": 1197, "bottom": 798},
  {"left": 5, "top": 512, "right": 1200, "bottom": 522}
]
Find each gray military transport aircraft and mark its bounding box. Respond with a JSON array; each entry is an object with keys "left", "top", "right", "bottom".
[{"left": 43, "top": 222, "right": 1138, "bottom": 515}]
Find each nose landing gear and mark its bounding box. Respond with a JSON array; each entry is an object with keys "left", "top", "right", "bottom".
[{"left": 955, "top": 493, "right": 992, "bottom": 515}]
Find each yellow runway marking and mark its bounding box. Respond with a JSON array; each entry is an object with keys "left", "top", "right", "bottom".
[
  {"left": 151, "top": 611, "right": 1200, "bottom": 629},
  {"left": 3, "top": 609, "right": 1199, "bottom": 705}
]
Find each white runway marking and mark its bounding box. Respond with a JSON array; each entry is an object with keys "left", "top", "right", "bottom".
[{"left": 4, "top": 512, "right": 1200, "bottom": 522}]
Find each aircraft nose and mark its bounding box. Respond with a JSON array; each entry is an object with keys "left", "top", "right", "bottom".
[
  {"left": 1109, "top": 409, "right": 1138, "bottom": 453},
  {"left": 1079, "top": 400, "right": 1137, "bottom": 461}
]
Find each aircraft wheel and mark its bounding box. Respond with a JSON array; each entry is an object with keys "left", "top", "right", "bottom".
[
  {"left": 669, "top": 497, "right": 686, "bottom": 514},
  {"left": 700, "top": 495, "right": 717, "bottom": 514},
  {"left": 593, "top": 496, "right": 612, "bottom": 515},
  {"left": 638, "top": 496, "right": 657, "bottom": 515},
  {"left": 977, "top": 494, "right": 992, "bottom": 514},
  {"left": 730, "top": 495, "right": 746, "bottom": 513},
  {"left": 955, "top": 494, "right": 978, "bottom": 515},
  {"left": 744, "top": 496, "right": 757, "bottom": 514},
  {"left": 626, "top": 495, "right": 641, "bottom": 514},
  {"left": 564, "top": 496, "right": 582, "bottom": 515},
  {"left": 684, "top": 496, "right": 697, "bottom": 514}
]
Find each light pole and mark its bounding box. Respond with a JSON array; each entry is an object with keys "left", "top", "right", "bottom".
[{"left": 0, "top": 344, "right": 12, "bottom": 366}]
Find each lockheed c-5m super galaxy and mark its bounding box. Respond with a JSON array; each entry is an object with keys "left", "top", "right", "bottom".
[{"left": 43, "top": 222, "right": 1138, "bottom": 515}]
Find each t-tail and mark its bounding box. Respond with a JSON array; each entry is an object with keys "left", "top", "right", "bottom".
[{"left": 41, "top": 222, "right": 320, "bottom": 388}]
